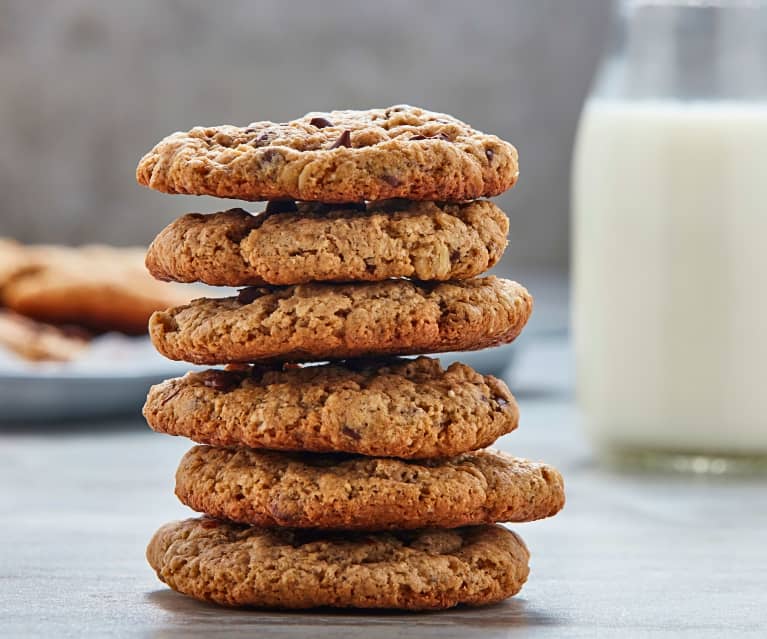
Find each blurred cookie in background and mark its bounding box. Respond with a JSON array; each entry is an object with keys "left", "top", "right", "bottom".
[
  {"left": 0, "top": 239, "right": 194, "bottom": 336},
  {"left": 0, "top": 310, "right": 90, "bottom": 362}
]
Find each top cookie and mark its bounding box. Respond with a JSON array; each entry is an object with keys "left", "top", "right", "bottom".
[{"left": 136, "top": 105, "right": 518, "bottom": 202}]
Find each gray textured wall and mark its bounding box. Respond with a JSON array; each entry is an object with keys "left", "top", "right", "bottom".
[{"left": 0, "top": 0, "right": 611, "bottom": 270}]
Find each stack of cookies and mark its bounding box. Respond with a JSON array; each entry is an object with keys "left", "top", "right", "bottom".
[{"left": 139, "top": 106, "right": 565, "bottom": 610}]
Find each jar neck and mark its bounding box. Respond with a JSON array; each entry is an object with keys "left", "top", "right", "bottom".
[{"left": 595, "top": 0, "right": 767, "bottom": 100}]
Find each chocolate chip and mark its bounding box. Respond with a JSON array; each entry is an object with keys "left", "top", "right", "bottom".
[
  {"left": 244, "top": 127, "right": 258, "bottom": 134},
  {"left": 382, "top": 174, "right": 400, "bottom": 187},
  {"left": 309, "top": 116, "right": 333, "bottom": 129},
  {"left": 410, "top": 134, "right": 427, "bottom": 141},
  {"left": 450, "top": 249, "right": 462, "bottom": 262},
  {"left": 254, "top": 132, "right": 273, "bottom": 146},
  {"left": 495, "top": 396, "right": 508, "bottom": 409},
  {"left": 485, "top": 148, "right": 494, "bottom": 162},
  {"left": 237, "top": 287, "right": 263, "bottom": 304},
  {"left": 330, "top": 130, "right": 352, "bottom": 149},
  {"left": 261, "top": 148, "right": 281, "bottom": 162},
  {"left": 202, "top": 370, "right": 242, "bottom": 392},
  {"left": 342, "top": 426, "right": 362, "bottom": 440},
  {"left": 435, "top": 132, "right": 450, "bottom": 141},
  {"left": 265, "top": 199, "right": 298, "bottom": 214}
]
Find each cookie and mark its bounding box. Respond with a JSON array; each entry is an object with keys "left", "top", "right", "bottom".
[
  {"left": 0, "top": 310, "right": 89, "bottom": 362},
  {"left": 1, "top": 243, "right": 195, "bottom": 335},
  {"left": 146, "top": 517, "right": 529, "bottom": 609},
  {"left": 149, "top": 277, "right": 532, "bottom": 364},
  {"left": 174, "top": 446, "right": 565, "bottom": 530},
  {"left": 136, "top": 105, "right": 518, "bottom": 203},
  {"left": 145, "top": 200, "right": 509, "bottom": 286},
  {"left": 0, "top": 238, "right": 34, "bottom": 291},
  {"left": 143, "top": 356, "right": 517, "bottom": 459}
]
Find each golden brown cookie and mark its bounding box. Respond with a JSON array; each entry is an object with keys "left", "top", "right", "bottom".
[
  {"left": 174, "top": 446, "right": 565, "bottom": 530},
  {"left": 149, "top": 277, "right": 532, "bottom": 364},
  {"left": 0, "top": 310, "right": 89, "bottom": 362},
  {"left": 136, "top": 105, "right": 518, "bottom": 203},
  {"left": 143, "top": 357, "right": 518, "bottom": 459},
  {"left": 145, "top": 200, "right": 509, "bottom": 286},
  {"left": 1, "top": 243, "right": 195, "bottom": 335},
  {"left": 146, "top": 517, "right": 530, "bottom": 609}
]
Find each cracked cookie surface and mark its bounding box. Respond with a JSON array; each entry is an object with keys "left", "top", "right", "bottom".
[
  {"left": 174, "top": 446, "right": 565, "bottom": 530},
  {"left": 145, "top": 200, "right": 509, "bottom": 286},
  {"left": 146, "top": 517, "right": 530, "bottom": 609},
  {"left": 149, "top": 276, "right": 532, "bottom": 364},
  {"left": 137, "top": 105, "right": 518, "bottom": 202}
]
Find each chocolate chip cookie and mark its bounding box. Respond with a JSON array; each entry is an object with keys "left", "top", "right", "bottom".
[
  {"left": 143, "top": 357, "right": 518, "bottom": 459},
  {"left": 174, "top": 446, "right": 565, "bottom": 530},
  {"left": 145, "top": 199, "right": 509, "bottom": 286},
  {"left": 136, "top": 105, "right": 519, "bottom": 203},
  {"left": 149, "top": 277, "right": 532, "bottom": 364},
  {"left": 147, "top": 517, "right": 530, "bottom": 609}
]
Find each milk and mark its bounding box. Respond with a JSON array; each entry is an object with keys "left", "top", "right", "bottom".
[{"left": 572, "top": 99, "right": 767, "bottom": 456}]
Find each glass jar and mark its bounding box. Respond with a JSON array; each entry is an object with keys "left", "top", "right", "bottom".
[{"left": 572, "top": 0, "right": 767, "bottom": 473}]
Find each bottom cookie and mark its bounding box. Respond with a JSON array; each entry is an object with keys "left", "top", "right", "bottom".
[{"left": 146, "top": 517, "right": 530, "bottom": 610}]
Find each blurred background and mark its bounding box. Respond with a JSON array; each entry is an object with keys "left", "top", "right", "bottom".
[{"left": 0, "top": 0, "right": 611, "bottom": 272}]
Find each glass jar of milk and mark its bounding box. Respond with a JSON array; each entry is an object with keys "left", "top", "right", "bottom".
[{"left": 572, "top": 0, "right": 767, "bottom": 472}]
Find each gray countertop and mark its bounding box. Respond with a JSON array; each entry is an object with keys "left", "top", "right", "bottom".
[{"left": 1, "top": 335, "right": 766, "bottom": 638}]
